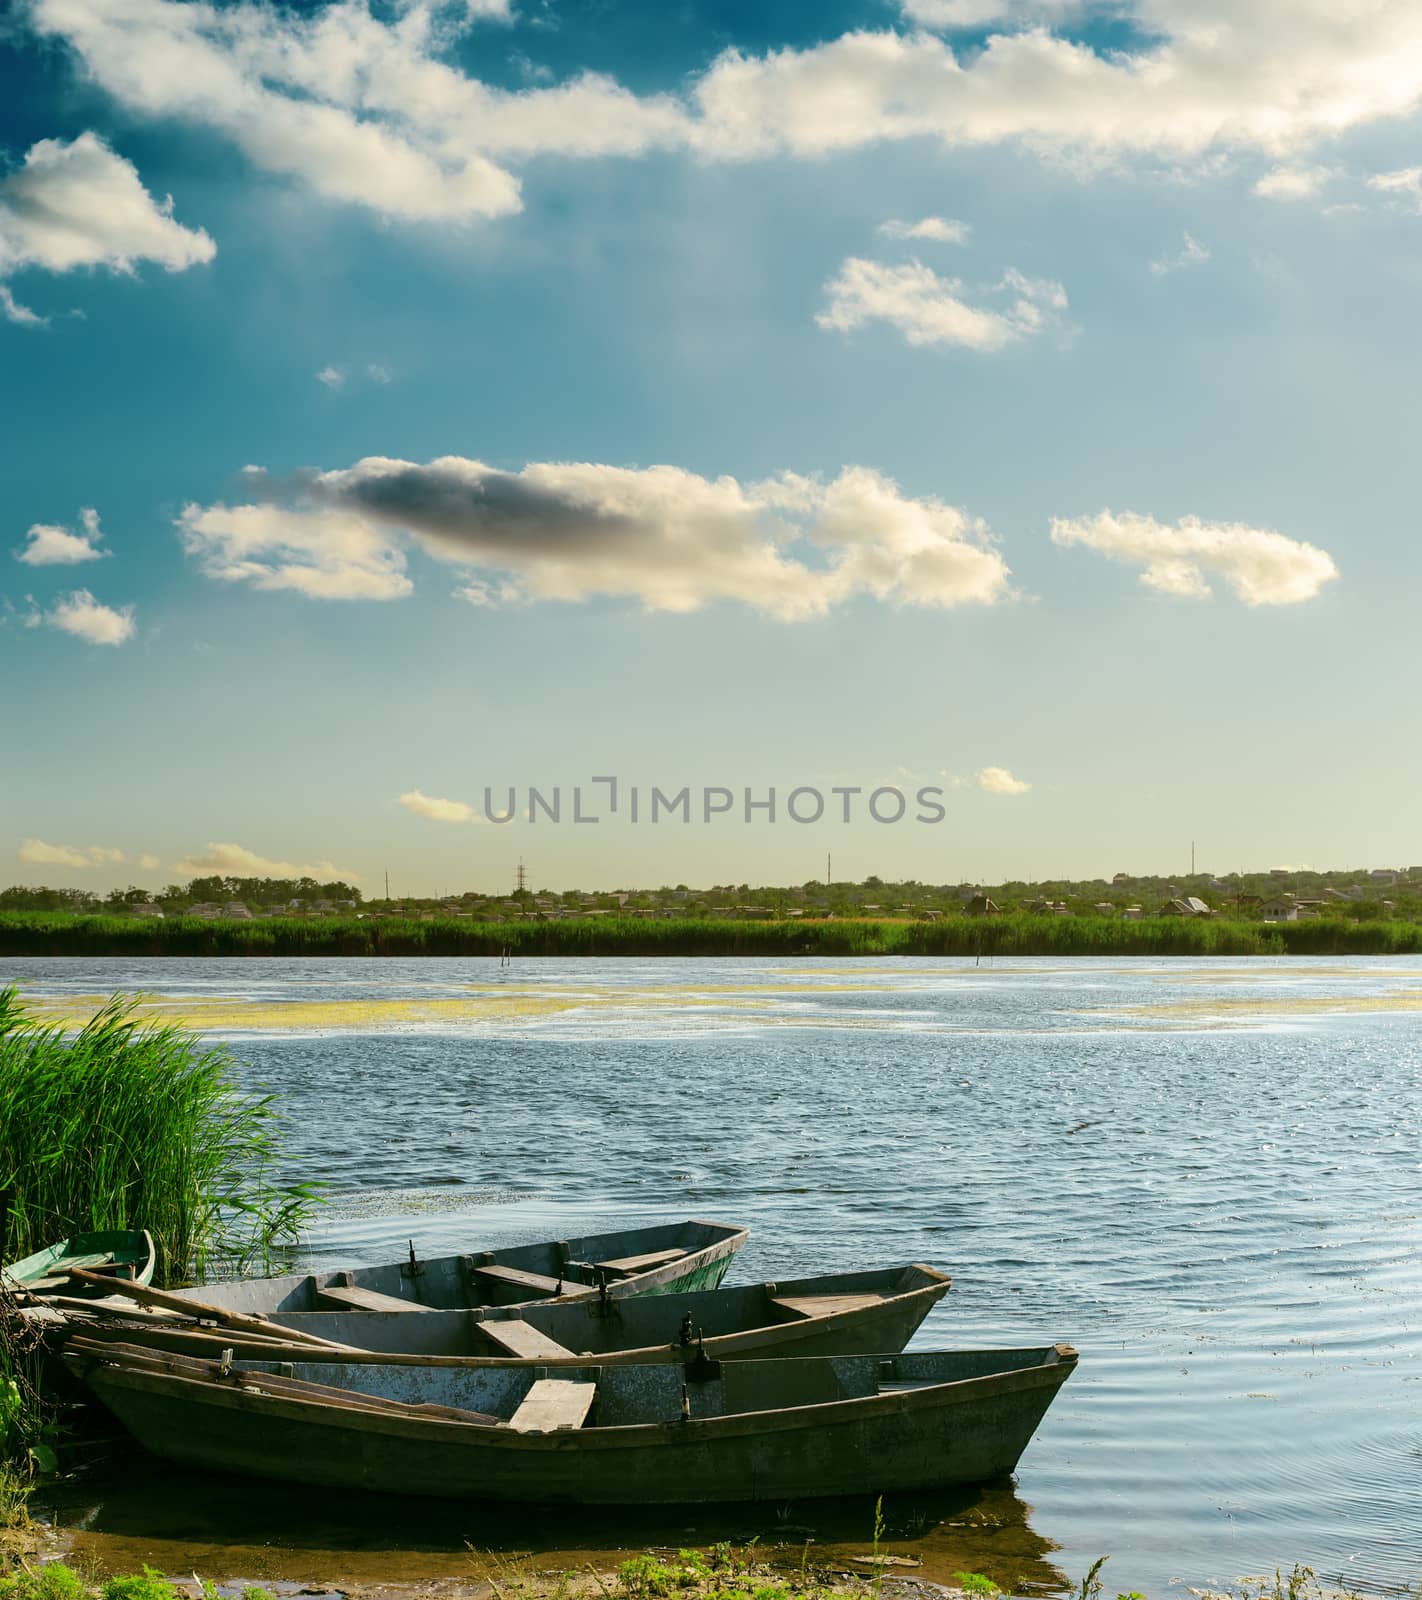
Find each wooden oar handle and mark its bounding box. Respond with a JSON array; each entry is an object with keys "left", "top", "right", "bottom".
[{"left": 66, "top": 1266, "right": 360, "bottom": 1352}]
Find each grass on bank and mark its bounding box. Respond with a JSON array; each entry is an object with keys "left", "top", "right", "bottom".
[{"left": 3, "top": 912, "right": 1422, "bottom": 958}]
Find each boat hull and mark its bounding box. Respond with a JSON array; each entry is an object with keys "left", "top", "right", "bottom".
[
  {"left": 165, "top": 1219, "right": 746, "bottom": 1316},
  {"left": 70, "top": 1344, "right": 1075, "bottom": 1506}
]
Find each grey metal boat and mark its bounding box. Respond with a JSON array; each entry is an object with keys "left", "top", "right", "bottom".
[
  {"left": 55, "top": 1264, "right": 952, "bottom": 1367},
  {"left": 67, "top": 1337, "right": 1077, "bottom": 1505}
]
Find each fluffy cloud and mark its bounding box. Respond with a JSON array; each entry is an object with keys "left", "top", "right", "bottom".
[
  {"left": 180, "top": 456, "right": 1013, "bottom": 619},
  {"left": 178, "top": 500, "right": 414, "bottom": 601},
  {"left": 399, "top": 789, "right": 480, "bottom": 823},
  {"left": 818, "top": 258, "right": 1067, "bottom": 350},
  {"left": 18, "top": 839, "right": 128, "bottom": 868},
  {"left": 15, "top": 507, "right": 107, "bottom": 566},
  {"left": 316, "top": 365, "right": 345, "bottom": 389},
  {"left": 139, "top": 853, "right": 161, "bottom": 871},
  {"left": 0, "top": 132, "right": 213, "bottom": 320},
  {"left": 1253, "top": 164, "right": 1333, "bottom": 200},
  {"left": 27, "top": 0, "right": 1422, "bottom": 225},
  {"left": 877, "top": 217, "right": 969, "bottom": 243},
  {"left": 173, "top": 842, "right": 361, "bottom": 880},
  {"left": 976, "top": 766, "right": 1030, "bottom": 795},
  {"left": 47, "top": 589, "right": 136, "bottom": 644},
  {"left": 1149, "top": 231, "right": 1209, "bottom": 275},
  {"left": 1050, "top": 510, "right": 1339, "bottom": 605},
  {"left": 1365, "top": 167, "right": 1422, "bottom": 211}
]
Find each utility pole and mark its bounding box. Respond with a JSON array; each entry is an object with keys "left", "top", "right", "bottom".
[
  {"left": 1190, "top": 841, "right": 1195, "bottom": 876},
  {"left": 384, "top": 868, "right": 390, "bottom": 902},
  {"left": 826, "top": 852, "right": 832, "bottom": 886}
]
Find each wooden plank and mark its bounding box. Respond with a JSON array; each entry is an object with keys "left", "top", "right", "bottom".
[
  {"left": 473, "top": 1264, "right": 565, "bottom": 1298},
  {"left": 594, "top": 1247, "right": 687, "bottom": 1275},
  {"left": 507, "top": 1378, "right": 596, "bottom": 1433},
  {"left": 315, "top": 1285, "right": 435, "bottom": 1313},
  {"left": 771, "top": 1293, "right": 888, "bottom": 1321},
  {"left": 478, "top": 1320, "right": 578, "bottom": 1360}
]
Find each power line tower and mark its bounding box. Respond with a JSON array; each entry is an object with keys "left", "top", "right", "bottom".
[{"left": 515, "top": 859, "right": 527, "bottom": 894}]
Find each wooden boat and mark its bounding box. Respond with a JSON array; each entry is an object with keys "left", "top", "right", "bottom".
[
  {"left": 66, "top": 1336, "right": 1078, "bottom": 1504},
  {"left": 163, "top": 1219, "right": 746, "bottom": 1317},
  {"left": 2, "top": 1231, "right": 155, "bottom": 1296},
  {"left": 51, "top": 1264, "right": 952, "bottom": 1367}
]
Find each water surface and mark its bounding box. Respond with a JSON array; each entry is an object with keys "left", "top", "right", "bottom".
[{"left": 10, "top": 956, "right": 1422, "bottom": 1595}]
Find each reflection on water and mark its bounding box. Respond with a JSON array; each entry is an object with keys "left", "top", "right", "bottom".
[
  {"left": 46, "top": 1454, "right": 1066, "bottom": 1595},
  {"left": 10, "top": 956, "right": 1422, "bottom": 1595}
]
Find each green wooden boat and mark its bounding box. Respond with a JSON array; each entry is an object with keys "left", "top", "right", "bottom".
[
  {"left": 164, "top": 1219, "right": 747, "bottom": 1318},
  {"left": 2, "top": 1231, "right": 156, "bottom": 1296},
  {"left": 67, "top": 1337, "right": 1078, "bottom": 1505}
]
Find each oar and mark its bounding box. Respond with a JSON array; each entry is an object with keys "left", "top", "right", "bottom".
[{"left": 66, "top": 1267, "right": 362, "bottom": 1352}]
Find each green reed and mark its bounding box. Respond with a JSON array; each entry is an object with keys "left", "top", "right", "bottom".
[
  {"left": 3, "top": 910, "right": 1420, "bottom": 957},
  {"left": 0, "top": 987, "right": 319, "bottom": 1285}
]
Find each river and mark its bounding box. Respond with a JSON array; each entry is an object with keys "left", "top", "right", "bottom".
[{"left": 8, "top": 955, "right": 1422, "bottom": 1596}]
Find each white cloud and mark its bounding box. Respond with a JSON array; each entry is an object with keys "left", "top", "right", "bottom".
[
  {"left": 181, "top": 456, "right": 1014, "bottom": 619},
  {"left": 139, "top": 853, "right": 161, "bottom": 871},
  {"left": 178, "top": 499, "right": 414, "bottom": 601},
  {"left": 1253, "top": 164, "right": 1333, "bottom": 201},
  {"left": 1149, "top": 231, "right": 1209, "bottom": 275},
  {"left": 818, "top": 257, "right": 1067, "bottom": 351},
  {"left": 0, "top": 131, "right": 213, "bottom": 320},
  {"left": 1366, "top": 167, "right": 1422, "bottom": 211},
  {"left": 47, "top": 589, "right": 136, "bottom": 645},
  {"left": 877, "top": 216, "right": 970, "bottom": 243},
  {"left": 1050, "top": 510, "right": 1339, "bottom": 605},
  {"left": 367, "top": 363, "right": 392, "bottom": 383},
  {"left": 16, "top": 507, "right": 107, "bottom": 566},
  {"left": 976, "top": 766, "right": 1031, "bottom": 795},
  {"left": 399, "top": 788, "right": 481, "bottom": 823},
  {"left": 28, "top": 0, "right": 1422, "bottom": 224},
  {"left": 172, "top": 842, "right": 361, "bottom": 880},
  {"left": 18, "top": 838, "right": 129, "bottom": 868},
  {"left": 316, "top": 365, "right": 345, "bottom": 389},
  {"left": 0, "top": 285, "right": 47, "bottom": 326}
]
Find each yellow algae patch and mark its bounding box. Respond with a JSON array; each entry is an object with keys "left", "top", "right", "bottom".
[
  {"left": 1081, "top": 991, "right": 1422, "bottom": 1021},
  {"left": 17, "top": 986, "right": 785, "bottom": 1034},
  {"left": 18, "top": 992, "right": 592, "bottom": 1033},
  {"left": 1154, "top": 967, "right": 1422, "bottom": 985}
]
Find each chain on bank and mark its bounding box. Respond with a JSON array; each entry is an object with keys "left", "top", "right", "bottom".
[{"left": 476, "top": 778, "right": 948, "bottom": 825}]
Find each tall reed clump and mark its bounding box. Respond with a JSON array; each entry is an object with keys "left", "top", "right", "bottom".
[{"left": 0, "top": 986, "right": 320, "bottom": 1285}]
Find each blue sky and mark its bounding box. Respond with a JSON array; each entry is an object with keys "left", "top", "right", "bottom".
[{"left": 3, "top": 0, "right": 1421, "bottom": 895}]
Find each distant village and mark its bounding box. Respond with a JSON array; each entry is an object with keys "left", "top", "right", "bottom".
[{"left": 5, "top": 864, "right": 1422, "bottom": 924}]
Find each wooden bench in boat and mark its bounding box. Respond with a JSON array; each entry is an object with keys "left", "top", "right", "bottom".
[
  {"left": 593, "top": 1247, "right": 687, "bottom": 1277},
  {"left": 770, "top": 1292, "right": 887, "bottom": 1321},
  {"left": 507, "top": 1378, "right": 596, "bottom": 1432},
  {"left": 473, "top": 1264, "right": 567, "bottom": 1299},
  {"left": 315, "top": 1284, "right": 435, "bottom": 1313},
  {"left": 479, "top": 1319, "right": 579, "bottom": 1360}
]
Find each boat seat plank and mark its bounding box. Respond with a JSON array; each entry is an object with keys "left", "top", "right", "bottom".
[
  {"left": 479, "top": 1320, "right": 579, "bottom": 1360},
  {"left": 878, "top": 1379, "right": 940, "bottom": 1394},
  {"left": 771, "top": 1293, "right": 888, "bottom": 1321},
  {"left": 474, "top": 1265, "right": 566, "bottom": 1298},
  {"left": 315, "top": 1285, "right": 434, "bottom": 1313},
  {"left": 508, "top": 1378, "right": 596, "bottom": 1432},
  {"left": 594, "top": 1247, "right": 687, "bottom": 1275}
]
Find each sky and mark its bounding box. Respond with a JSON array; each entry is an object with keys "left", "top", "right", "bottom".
[{"left": 3, "top": 0, "right": 1422, "bottom": 896}]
